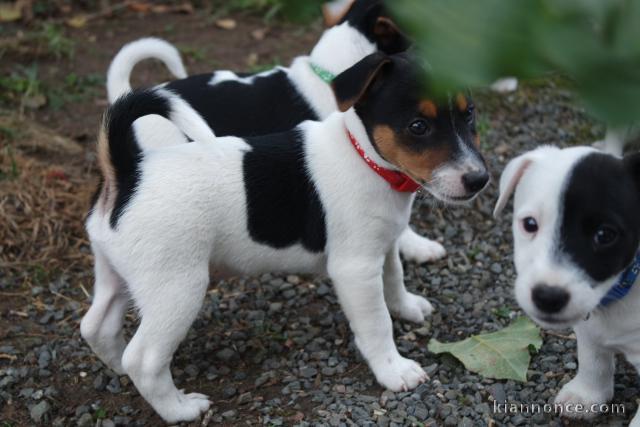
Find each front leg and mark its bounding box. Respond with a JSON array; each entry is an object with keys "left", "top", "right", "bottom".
[
  {"left": 328, "top": 255, "right": 428, "bottom": 391},
  {"left": 383, "top": 242, "right": 433, "bottom": 323},
  {"left": 555, "top": 323, "right": 615, "bottom": 420}
]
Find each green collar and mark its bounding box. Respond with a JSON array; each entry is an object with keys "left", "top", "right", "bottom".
[{"left": 309, "top": 62, "right": 336, "bottom": 84}]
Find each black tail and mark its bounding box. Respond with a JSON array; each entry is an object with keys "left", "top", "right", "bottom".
[{"left": 99, "top": 89, "right": 172, "bottom": 228}]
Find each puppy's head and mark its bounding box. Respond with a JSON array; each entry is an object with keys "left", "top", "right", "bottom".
[
  {"left": 322, "top": 0, "right": 410, "bottom": 54},
  {"left": 332, "top": 52, "right": 489, "bottom": 203},
  {"left": 494, "top": 146, "right": 640, "bottom": 329}
]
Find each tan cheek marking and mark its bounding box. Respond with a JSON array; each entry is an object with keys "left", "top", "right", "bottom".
[
  {"left": 419, "top": 100, "right": 438, "bottom": 119},
  {"left": 373, "top": 125, "right": 401, "bottom": 164},
  {"left": 475, "top": 134, "right": 481, "bottom": 148},
  {"left": 373, "top": 125, "right": 452, "bottom": 182},
  {"left": 456, "top": 93, "right": 468, "bottom": 112},
  {"left": 397, "top": 147, "right": 452, "bottom": 182}
]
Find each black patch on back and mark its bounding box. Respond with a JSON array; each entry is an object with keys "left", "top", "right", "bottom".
[
  {"left": 164, "top": 70, "right": 318, "bottom": 138},
  {"left": 559, "top": 153, "right": 640, "bottom": 282},
  {"left": 106, "top": 90, "right": 172, "bottom": 228},
  {"left": 242, "top": 129, "right": 326, "bottom": 252}
]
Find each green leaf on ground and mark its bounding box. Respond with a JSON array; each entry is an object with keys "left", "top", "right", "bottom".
[{"left": 428, "top": 317, "right": 542, "bottom": 382}]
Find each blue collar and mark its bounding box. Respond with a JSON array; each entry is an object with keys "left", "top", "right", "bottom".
[{"left": 599, "top": 251, "right": 640, "bottom": 307}]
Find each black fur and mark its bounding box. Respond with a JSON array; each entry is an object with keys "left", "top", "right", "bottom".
[
  {"left": 242, "top": 129, "right": 327, "bottom": 252},
  {"left": 560, "top": 153, "right": 640, "bottom": 282},
  {"left": 341, "top": 0, "right": 411, "bottom": 54},
  {"left": 164, "top": 70, "right": 318, "bottom": 138},
  {"left": 104, "top": 89, "right": 172, "bottom": 228}
]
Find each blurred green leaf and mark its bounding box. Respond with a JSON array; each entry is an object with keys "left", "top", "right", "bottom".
[{"left": 390, "top": 0, "right": 640, "bottom": 126}]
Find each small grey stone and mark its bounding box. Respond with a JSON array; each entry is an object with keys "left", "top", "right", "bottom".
[
  {"left": 102, "top": 420, "right": 116, "bottom": 427},
  {"left": 565, "top": 362, "right": 577, "bottom": 370},
  {"left": 300, "top": 367, "right": 317, "bottom": 378},
  {"left": 237, "top": 391, "right": 252, "bottom": 404},
  {"left": 106, "top": 377, "right": 121, "bottom": 394},
  {"left": 444, "top": 415, "right": 458, "bottom": 426},
  {"left": 316, "top": 284, "right": 331, "bottom": 296},
  {"left": 75, "top": 405, "right": 89, "bottom": 417},
  {"left": 30, "top": 400, "right": 50, "bottom": 423},
  {"left": 76, "top": 413, "right": 93, "bottom": 427},
  {"left": 221, "top": 410, "right": 237, "bottom": 420},
  {"left": 216, "top": 348, "right": 235, "bottom": 361},
  {"left": 269, "top": 302, "right": 283, "bottom": 313},
  {"left": 93, "top": 373, "right": 106, "bottom": 391},
  {"left": 222, "top": 386, "right": 237, "bottom": 399}
]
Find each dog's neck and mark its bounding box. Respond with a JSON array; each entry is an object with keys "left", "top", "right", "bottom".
[
  {"left": 342, "top": 109, "right": 398, "bottom": 172},
  {"left": 309, "top": 23, "right": 377, "bottom": 77}
]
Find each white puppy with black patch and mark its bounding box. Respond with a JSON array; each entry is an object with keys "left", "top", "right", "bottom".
[
  {"left": 81, "top": 52, "right": 489, "bottom": 423},
  {"left": 494, "top": 145, "right": 640, "bottom": 426}
]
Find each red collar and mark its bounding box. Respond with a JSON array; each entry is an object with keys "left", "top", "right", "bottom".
[{"left": 347, "top": 131, "right": 421, "bottom": 193}]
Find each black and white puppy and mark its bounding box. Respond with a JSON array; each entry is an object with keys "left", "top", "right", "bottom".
[
  {"left": 105, "top": 0, "right": 449, "bottom": 264},
  {"left": 494, "top": 146, "right": 640, "bottom": 425},
  {"left": 82, "top": 52, "right": 489, "bottom": 423}
]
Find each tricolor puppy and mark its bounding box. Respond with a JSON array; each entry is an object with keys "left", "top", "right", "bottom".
[
  {"left": 82, "top": 52, "right": 489, "bottom": 423},
  {"left": 105, "top": 0, "right": 449, "bottom": 264},
  {"left": 494, "top": 146, "right": 640, "bottom": 425}
]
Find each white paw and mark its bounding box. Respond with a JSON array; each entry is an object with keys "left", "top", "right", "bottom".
[
  {"left": 399, "top": 231, "right": 446, "bottom": 264},
  {"left": 372, "top": 355, "right": 428, "bottom": 392},
  {"left": 554, "top": 377, "right": 613, "bottom": 420},
  {"left": 155, "top": 390, "right": 211, "bottom": 423},
  {"left": 389, "top": 292, "right": 433, "bottom": 323},
  {"left": 631, "top": 411, "right": 640, "bottom": 427}
]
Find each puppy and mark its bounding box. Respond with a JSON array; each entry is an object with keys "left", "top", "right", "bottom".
[
  {"left": 105, "top": 0, "right": 449, "bottom": 265},
  {"left": 494, "top": 146, "right": 640, "bottom": 425},
  {"left": 82, "top": 52, "right": 489, "bottom": 423}
]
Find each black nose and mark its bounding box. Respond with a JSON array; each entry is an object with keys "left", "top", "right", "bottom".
[
  {"left": 462, "top": 171, "right": 489, "bottom": 194},
  {"left": 532, "top": 285, "right": 570, "bottom": 314}
]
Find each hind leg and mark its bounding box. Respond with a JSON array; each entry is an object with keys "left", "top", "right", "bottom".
[
  {"left": 80, "top": 245, "right": 129, "bottom": 374},
  {"left": 121, "top": 268, "right": 211, "bottom": 423}
]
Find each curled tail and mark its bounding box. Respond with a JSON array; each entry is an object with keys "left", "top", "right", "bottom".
[
  {"left": 106, "top": 38, "right": 187, "bottom": 103},
  {"left": 96, "top": 88, "right": 216, "bottom": 228}
]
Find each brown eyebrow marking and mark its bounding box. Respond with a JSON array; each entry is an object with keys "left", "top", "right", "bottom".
[
  {"left": 456, "top": 93, "right": 468, "bottom": 112},
  {"left": 419, "top": 100, "right": 438, "bottom": 118}
]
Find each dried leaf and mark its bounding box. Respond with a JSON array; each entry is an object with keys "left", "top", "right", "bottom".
[
  {"left": 428, "top": 317, "right": 542, "bottom": 382},
  {"left": 0, "top": 2, "right": 22, "bottom": 22},
  {"left": 215, "top": 18, "right": 237, "bottom": 30},
  {"left": 66, "top": 15, "right": 87, "bottom": 28}
]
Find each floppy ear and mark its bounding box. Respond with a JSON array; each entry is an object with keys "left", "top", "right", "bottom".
[
  {"left": 372, "top": 16, "right": 408, "bottom": 53},
  {"left": 624, "top": 151, "right": 640, "bottom": 190},
  {"left": 322, "top": 0, "right": 355, "bottom": 27},
  {"left": 493, "top": 152, "right": 539, "bottom": 217},
  {"left": 331, "top": 52, "right": 391, "bottom": 112}
]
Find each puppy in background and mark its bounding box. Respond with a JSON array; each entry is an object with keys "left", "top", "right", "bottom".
[
  {"left": 494, "top": 146, "right": 640, "bottom": 426},
  {"left": 105, "top": 0, "right": 448, "bottom": 265}
]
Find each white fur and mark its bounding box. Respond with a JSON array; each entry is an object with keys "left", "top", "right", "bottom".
[
  {"left": 82, "top": 101, "right": 475, "bottom": 421},
  {"left": 107, "top": 23, "right": 446, "bottom": 264},
  {"left": 107, "top": 38, "right": 187, "bottom": 103},
  {"left": 495, "top": 146, "right": 640, "bottom": 424}
]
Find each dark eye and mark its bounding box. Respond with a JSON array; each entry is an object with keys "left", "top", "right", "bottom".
[
  {"left": 593, "top": 225, "right": 618, "bottom": 248},
  {"left": 409, "top": 120, "right": 431, "bottom": 136},
  {"left": 465, "top": 104, "right": 475, "bottom": 124},
  {"left": 523, "top": 217, "right": 538, "bottom": 234}
]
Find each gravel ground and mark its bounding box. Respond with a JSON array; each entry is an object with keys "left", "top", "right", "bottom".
[{"left": 1, "top": 16, "right": 639, "bottom": 427}]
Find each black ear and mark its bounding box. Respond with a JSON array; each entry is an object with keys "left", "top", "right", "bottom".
[
  {"left": 624, "top": 151, "right": 640, "bottom": 189},
  {"left": 331, "top": 52, "right": 391, "bottom": 112},
  {"left": 372, "top": 16, "right": 410, "bottom": 54}
]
